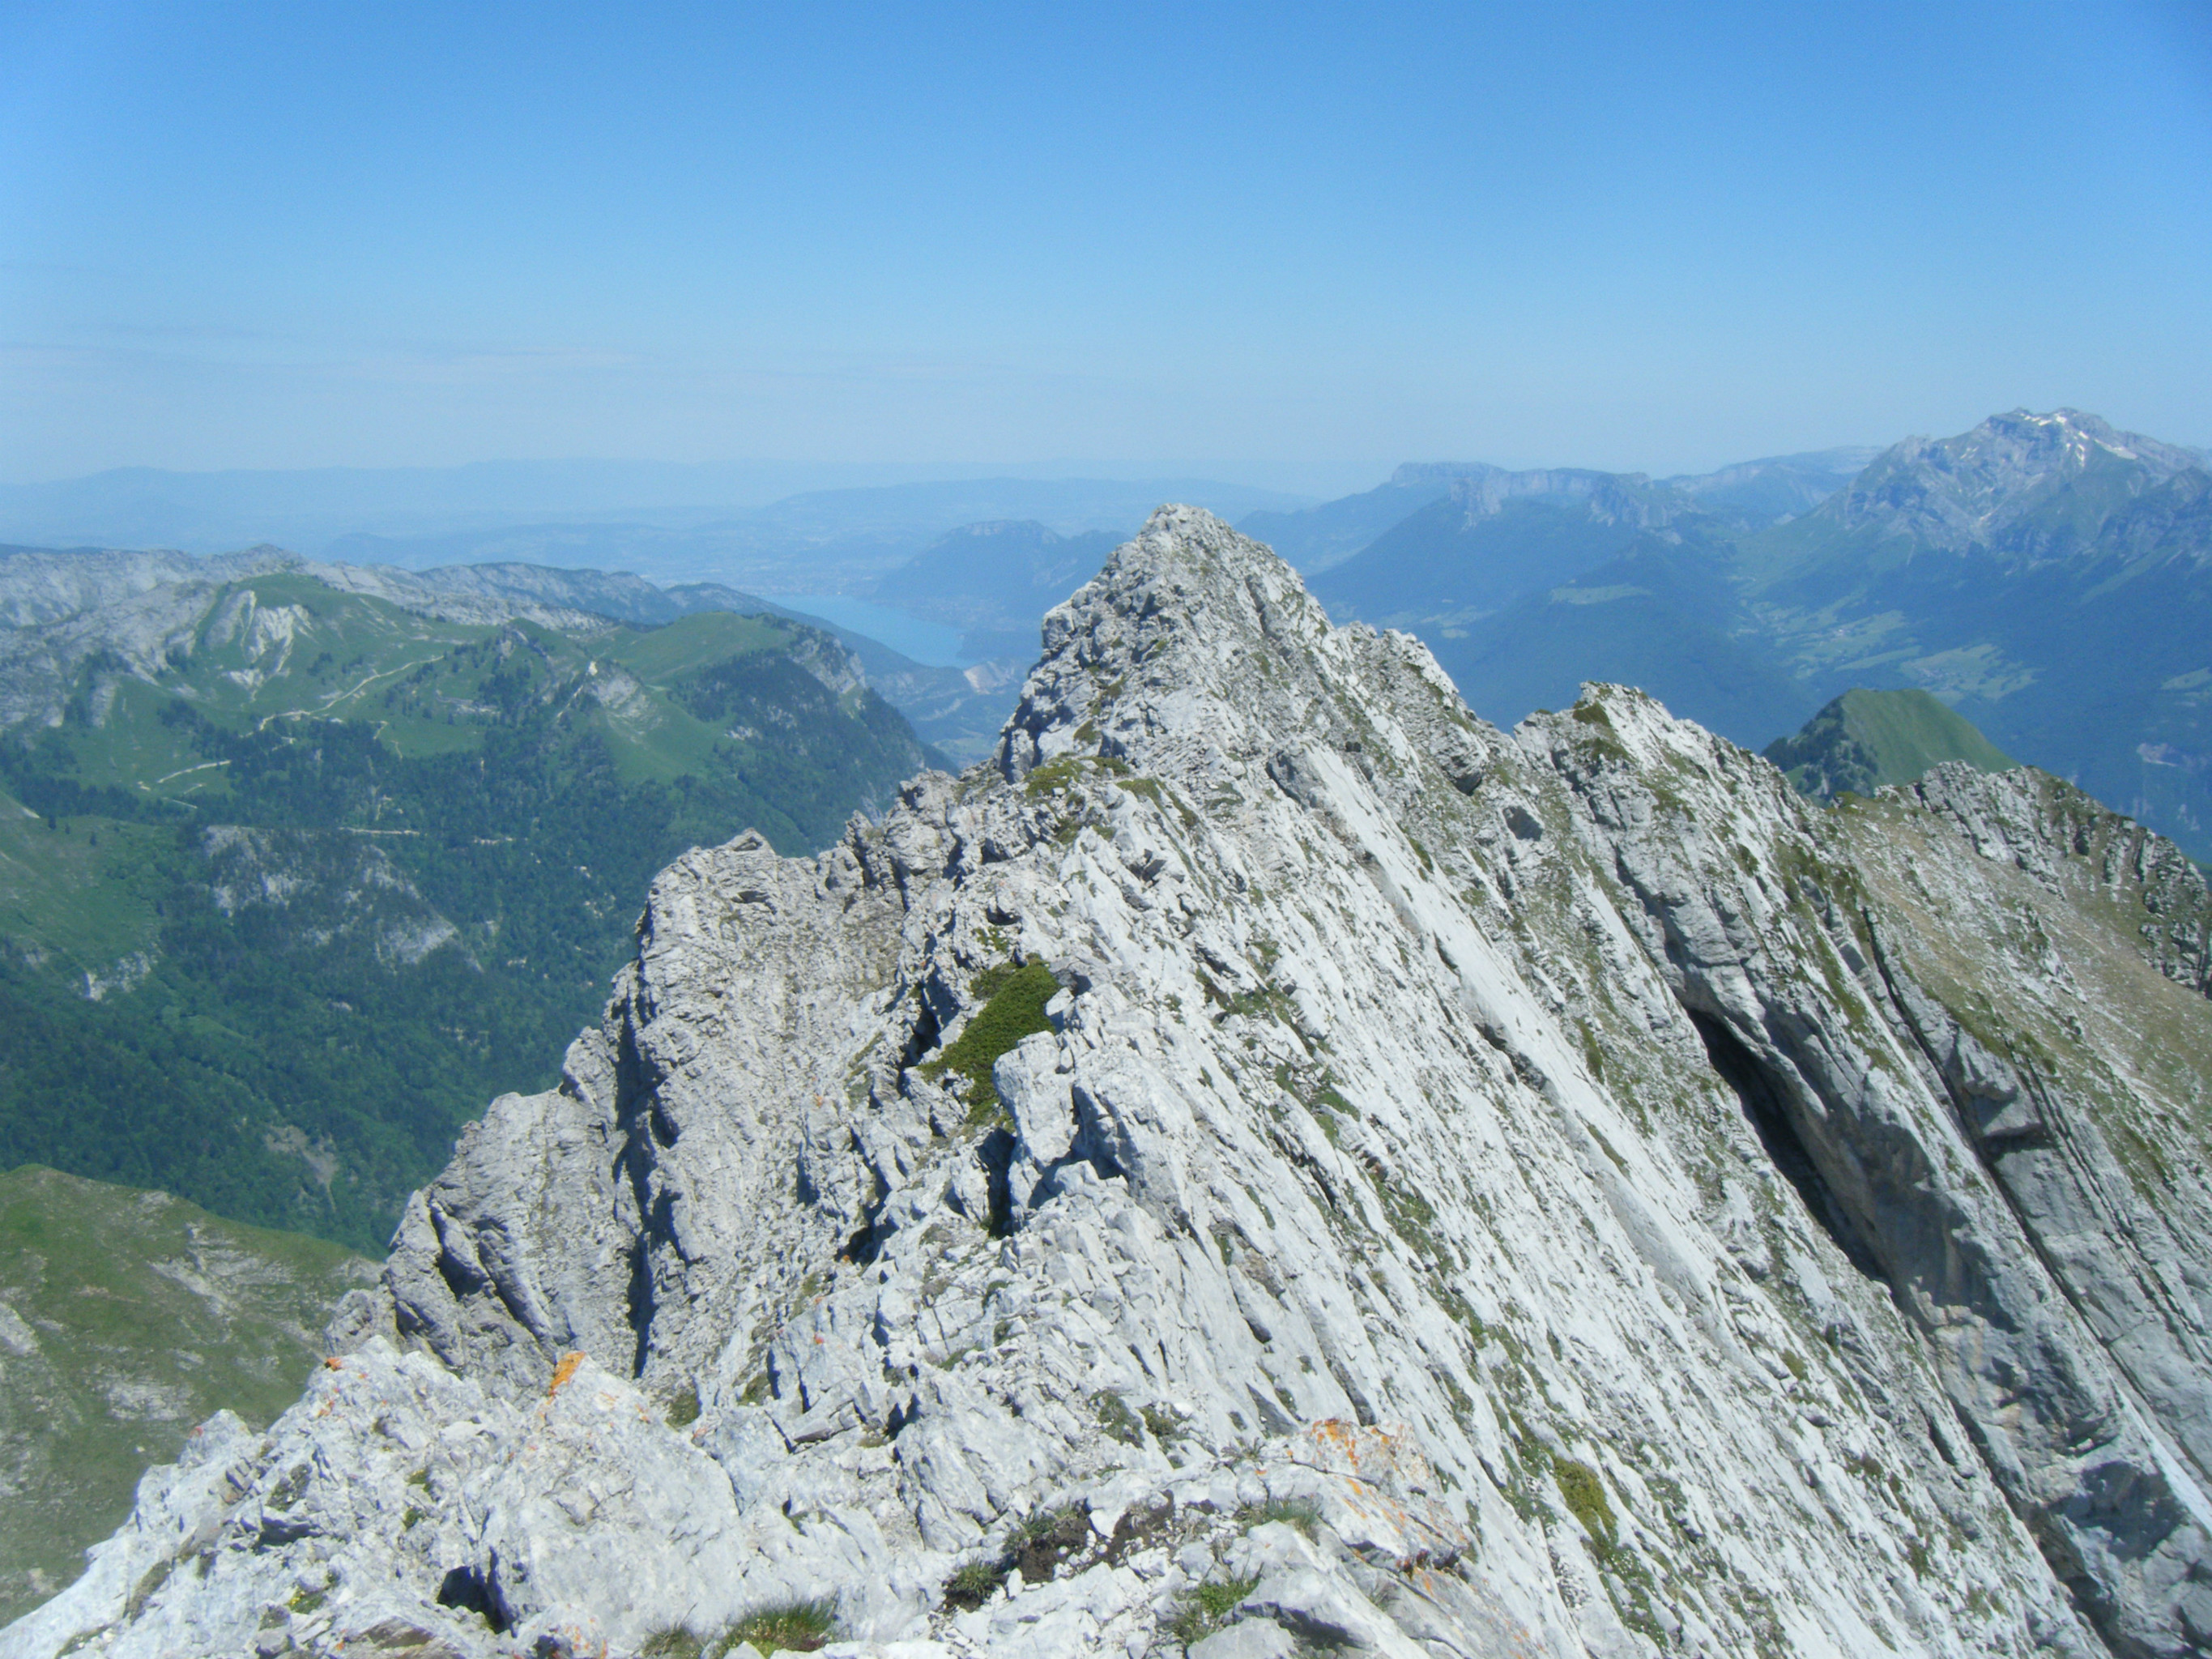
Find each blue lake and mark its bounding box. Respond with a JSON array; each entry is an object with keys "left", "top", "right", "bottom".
[{"left": 774, "top": 595, "right": 972, "bottom": 667}]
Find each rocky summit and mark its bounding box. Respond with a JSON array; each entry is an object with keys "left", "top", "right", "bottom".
[{"left": 7, "top": 508, "right": 2212, "bottom": 1659}]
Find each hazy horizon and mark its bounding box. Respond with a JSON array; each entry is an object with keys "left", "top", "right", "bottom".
[{"left": 0, "top": 443, "right": 1900, "bottom": 501}]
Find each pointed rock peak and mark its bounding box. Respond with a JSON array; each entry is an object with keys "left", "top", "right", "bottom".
[
  {"left": 1890, "top": 407, "right": 2194, "bottom": 481},
  {"left": 992, "top": 502, "right": 1482, "bottom": 788},
  {"left": 1963, "top": 406, "right": 2194, "bottom": 468},
  {"left": 1013, "top": 502, "right": 1328, "bottom": 690},
  {"left": 1121, "top": 501, "right": 1284, "bottom": 572},
  {"left": 1055, "top": 503, "right": 1333, "bottom": 659}
]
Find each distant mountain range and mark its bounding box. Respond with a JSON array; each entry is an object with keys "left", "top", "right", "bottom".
[
  {"left": 320, "top": 473, "right": 1309, "bottom": 595},
  {"left": 1669, "top": 446, "right": 1885, "bottom": 526},
  {"left": 0, "top": 545, "right": 1019, "bottom": 765},
  {"left": 1234, "top": 448, "right": 1877, "bottom": 578},
  {"left": 1239, "top": 412, "right": 2212, "bottom": 860},
  {"left": 0, "top": 469, "right": 1314, "bottom": 595},
  {"left": 1308, "top": 467, "right": 1701, "bottom": 627},
  {"left": 10, "top": 412, "right": 2206, "bottom": 865},
  {"left": 868, "top": 519, "right": 1123, "bottom": 661}
]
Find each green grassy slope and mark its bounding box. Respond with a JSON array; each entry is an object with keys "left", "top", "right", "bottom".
[
  {"left": 1765, "top": 688, "right": 2018, "bottom": 802},
  {"left": 0, "top": 1165, "right": 373, "bottom": 1623},
  {"left": 0, "top": 577, "right": 927, "bottom": 1250},
  {"left": 0, "top": 796, "right": 168, "bottom": 973}
]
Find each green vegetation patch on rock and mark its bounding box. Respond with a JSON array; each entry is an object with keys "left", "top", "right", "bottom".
[
  {"left": 1166, "top": 1575, "right": 1260, "bottom": 1645},
  {"left": 642, "top": 1597, "right": 838, "bottom": 1657},
  {"left": 1555, "top": 1456, "right": 1619, "bottom": 1555},
  {"left": 919, "top": 961, "right": 1061, "bottom": 1120}
]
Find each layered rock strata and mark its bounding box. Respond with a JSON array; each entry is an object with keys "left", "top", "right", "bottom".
[{"left": 8, "top": 508, "right": 2210, "bottom": 1658}]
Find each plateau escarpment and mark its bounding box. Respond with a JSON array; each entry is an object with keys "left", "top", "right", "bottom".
[{"left": 9, "top": 510, "right": 2210, "bottom": 1658}]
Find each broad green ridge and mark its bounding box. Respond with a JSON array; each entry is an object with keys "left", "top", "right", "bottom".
[{"left": 1765, "top": 687, "right": 2017, "bottom": 802}]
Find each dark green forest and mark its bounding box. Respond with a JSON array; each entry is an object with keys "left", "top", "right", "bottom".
[{"left": 0, "top": 613, "right": 927, "bottom": 1252}]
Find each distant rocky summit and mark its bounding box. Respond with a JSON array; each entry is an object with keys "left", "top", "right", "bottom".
[
  {"left": 1267, "top": 409, "right": 2212, "bottom": 863},
  {"left": 1812, "top": 407, "right": 2202, "bottom": 556},
  {"left": 8, "top": 510, "right": 2210, "bottom": 1657}
]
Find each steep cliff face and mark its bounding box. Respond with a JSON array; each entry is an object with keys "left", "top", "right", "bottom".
[{"left": 9, "top": 509, "right": 2210, "bottom": 1659}]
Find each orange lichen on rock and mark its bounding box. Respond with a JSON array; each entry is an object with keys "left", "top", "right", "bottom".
[
  {"left": 1292, "top": 1418, "right": 1435, "bottom": 1495},
  {"left": 548, "top": 1351, "right": 586, "bottom": 1397},
  {"left": 1276, "top": 1419, "right": 1471, "bottom": 1572}
]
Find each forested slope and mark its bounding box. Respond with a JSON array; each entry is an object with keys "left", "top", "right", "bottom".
[{"left": 0, "top": 569, "right": 926, "bottom": 1250}]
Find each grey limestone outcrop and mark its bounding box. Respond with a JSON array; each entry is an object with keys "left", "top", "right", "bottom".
[{"left": 9, "top": 508, "right": 2210, "bottom": 1657}]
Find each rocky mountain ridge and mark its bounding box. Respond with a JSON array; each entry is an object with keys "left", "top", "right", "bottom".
[
  {"left": 1664, "top": 449, "right": 1881, "bottom": 527},
  {"left": 8, "top": 509, "right": 2210, "bottom": 1658},
  {"left": 1429, "top": 468, "right": 1687, "bottom": 531},
  {"left": 1815, "top": 410, "right": 2202, "bottom": 559},
  {"left": 0, "top": 545, "right": 619, "bottom": 638}
]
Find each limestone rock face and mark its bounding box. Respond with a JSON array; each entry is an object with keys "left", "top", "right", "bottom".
[{"left": 11, "top": 508, "right": 2212, "bottom": 1659}]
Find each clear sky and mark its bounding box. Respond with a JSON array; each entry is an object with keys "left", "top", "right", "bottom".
[{"left": 2, "top": 0, "right": 2208, "bottom": 486}]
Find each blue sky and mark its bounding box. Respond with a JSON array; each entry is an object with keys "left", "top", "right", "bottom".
[{"left": 2, "top": 0, "right": 2208, "bottom": 486}]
